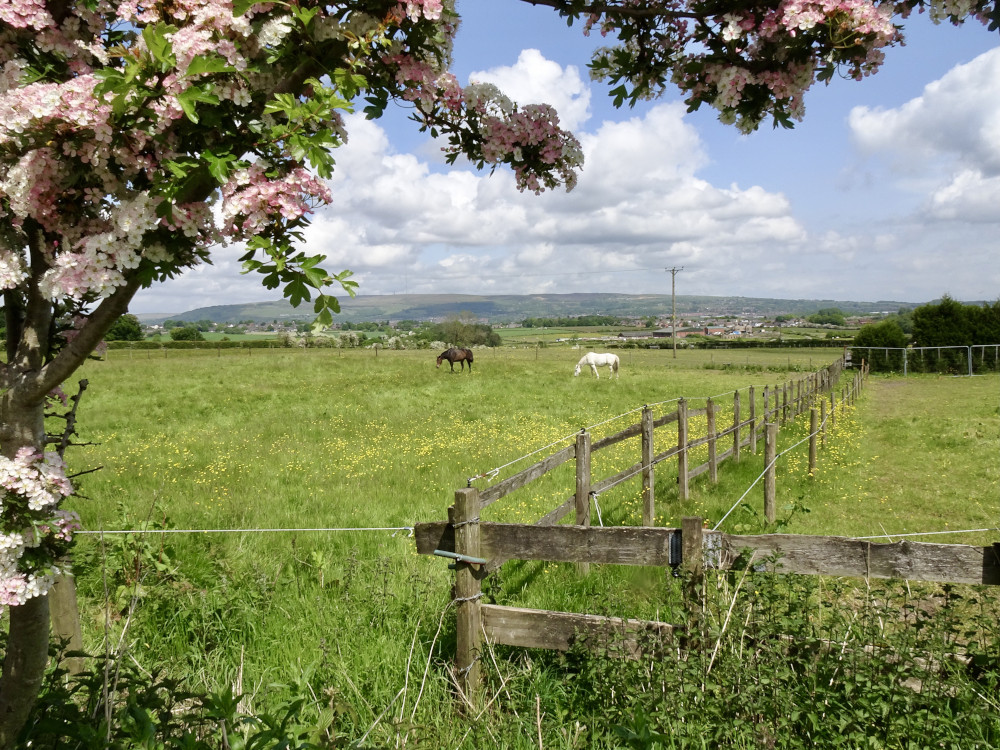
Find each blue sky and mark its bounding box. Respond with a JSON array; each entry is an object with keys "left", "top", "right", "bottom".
[{"left": 130, "top": 3, "right": 1000, "bottom": 314}]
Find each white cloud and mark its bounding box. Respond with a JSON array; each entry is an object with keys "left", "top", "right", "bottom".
[
  {"left": 468, "top": 48, "right": 592, "bottom": 131},
  {"left": 291, "top": 96, "right": 811, "bottom": 299},
  {"left": 927, "top": 170, "right": 1000, "bottom": 222},
  {"left": 849, "top": 48, "right": 1000, "bottom": 176}
]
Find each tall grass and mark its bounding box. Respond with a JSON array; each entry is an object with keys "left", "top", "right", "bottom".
[{"left": 33, "top": 348, "right": 1000, "bottom": 747}]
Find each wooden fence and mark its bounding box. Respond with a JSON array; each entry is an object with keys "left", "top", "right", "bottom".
[
  {"left": 415, "top": 496, "right": 1000, "bottom": 701},
  {"left": 470, "top": 355, "right": 860, "bottom": 551}
]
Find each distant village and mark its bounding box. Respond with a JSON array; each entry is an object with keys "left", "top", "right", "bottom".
[{"left": 133, "top": 306, "right": 886, "bottom": 346}]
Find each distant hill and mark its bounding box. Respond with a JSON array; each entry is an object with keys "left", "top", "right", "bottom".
[{"left": 135, "top": 293, "right": 918, "bottom": 326}]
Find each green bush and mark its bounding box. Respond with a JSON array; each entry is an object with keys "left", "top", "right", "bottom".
[{"left": 851, "top": 319, "right": 907, "bottom": 372}]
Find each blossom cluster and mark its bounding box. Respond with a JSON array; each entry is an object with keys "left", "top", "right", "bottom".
[
  {"left": 0, "top": 448, "right": 76, "bottom": 611},
  {"left": 582, "top": 0, "right": 986, "bottom": 131},
  {"left": 396, "top": 0, "right": 444, "bottom": 22},
  {"left": 39, "top": 192, "right": 162, "bottom": 300},
  {"left": 0, "top": 447, "right": 73, "bottom": 513},
  {"left": 461, "top": 83, "right": 584, "bottom": 193},
  {"left": 0, "top": 0, "right": 53, "bottom": 30},
  {"left": 221, "top": 165, "right": 334, "bottom": 238}
]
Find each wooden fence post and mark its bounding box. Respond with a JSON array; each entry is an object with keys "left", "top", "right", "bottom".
[
  {"left": 707, "top": 398, "right": 718, "bottom": 484},
  {"left": 764, "top": 423, "right": 777, "bottom": 524},
  {"left": 820, "top": 399, "right": 827, "bottom": 449},
  {"left": 49, "top": 571, "right": 84, "bottom": 676},
  {"left": 809, "top": 407, "right": 818, "bottom": 477},
  {"left": 762, "top": 385, "right": 770, "bottom": 425},
  {"left": 682, "top": 517, "right": 704, "bottom": 578},
  {"left": 677, "top": 399, "right": 689, "bottom": 501},
  {"left": 575, "top": 430, "right": 591, "bottom": 576},
  {"left": 452, "top": 488, "right": 482, "bottom": 706},
  {"left": 682, "top": 517, "right": 704, "bottom": 624},
  {"left": 641, "top": 407, "right": 655, "bottom": 526},
  {"left": 749, "top": 385, "right": 757, "bottom": 454},
  {"left": 781, "top": 383, "right": 788, "bottom": 425},
  {"left": 732, "top": 390, "right": 741, "bottom": 464}
]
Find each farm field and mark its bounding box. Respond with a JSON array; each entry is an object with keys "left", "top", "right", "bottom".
[{"left": 38, "top": 347, "right": 1000, "bottom": 747}]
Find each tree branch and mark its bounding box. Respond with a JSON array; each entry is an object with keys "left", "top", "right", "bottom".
[
  {"left": 518, "top": 0, "right": 703, "bottom": 21},
  {"left": 21, "top": 277, "right": 142, "bottom": 404}
]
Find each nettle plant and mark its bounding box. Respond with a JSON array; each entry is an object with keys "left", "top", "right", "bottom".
[{"left": 0, "top": 0, "right": 994, "bottom": 745}]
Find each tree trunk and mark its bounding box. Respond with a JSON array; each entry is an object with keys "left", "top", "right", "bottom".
[
  {"left": 0, "top": 596, "right": 50, "bottom": 748},
  {"left": 0, "top": 386, "right": 50, "bottom": 749},
  {"left": 0, "top": 265, "right": 139, "bottom": 745}
]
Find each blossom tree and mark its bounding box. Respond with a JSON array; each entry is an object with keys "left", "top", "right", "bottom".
[{"left": 0, "top": 0, "right": 994, "bottom": 744}]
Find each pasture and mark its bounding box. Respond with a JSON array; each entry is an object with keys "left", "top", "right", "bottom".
[{"left": 44, "top": 347, "right": 1000, "bottom": 746}]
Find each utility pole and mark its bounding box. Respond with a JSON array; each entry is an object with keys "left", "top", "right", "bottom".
[{"left": 667, "top": 266, "right": 683, "bottom": 359}]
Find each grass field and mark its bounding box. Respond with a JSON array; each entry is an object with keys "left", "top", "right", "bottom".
[{"left": 43, "top": 347, "right": 1000, "bottom": 747}]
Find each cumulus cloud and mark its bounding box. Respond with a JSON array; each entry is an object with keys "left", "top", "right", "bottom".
[
  {"left": 849, "top": 48, "right": 1000, "bottom": 175},
  {"left": 294, "top": 93, "right": 812, "bottom": 299},
  {"left": 849, "top": 47, "right": 1000, "bottom": 226},
  {"left": 468, "top": 48, "right": 592, "bottom": 131}
]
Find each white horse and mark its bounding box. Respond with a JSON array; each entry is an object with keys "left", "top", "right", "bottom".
[{"left": 574, "top": 352, "right": 620, "bottom": 379}]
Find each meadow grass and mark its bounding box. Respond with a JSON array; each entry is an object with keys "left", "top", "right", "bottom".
[{"left": 52, "top": 347, "right": 1000, "bottom": 747}]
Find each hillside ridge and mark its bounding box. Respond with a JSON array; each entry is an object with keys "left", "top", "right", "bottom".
[{"left": 135, "top": 293, "right": 917, "bottom": 325}]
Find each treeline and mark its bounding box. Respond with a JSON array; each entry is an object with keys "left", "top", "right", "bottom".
[
  {"left": 521, "top": 315, "right": 622, "bottom": 328},
  {"left": 417, "top": 321, "right": 500, "bottom": 347}
]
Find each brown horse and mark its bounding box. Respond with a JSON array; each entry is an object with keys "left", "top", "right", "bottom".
[{"left": 436, "top": 347, "right": 474, "bottom": 372}]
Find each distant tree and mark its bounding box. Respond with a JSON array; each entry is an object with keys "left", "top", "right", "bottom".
[
  {"left": 851, "top": 320, "right": 907, "bottom": 372},
  {"left": 853, "top": 320, "right": 907, "bottom": 349},
  {"left": 968, "top": 300, "right": 1000, "bottom": 345},
  {"left": 884, "top": 309, "right": 914, "bottom": 335},
  {"left": 105, "top": 314, "right": 144, "bottom": 341},
  {"left": 911, "top": 295, "right": 972, "bottom": 347},
  {"left": 807, "top": 308, "right": 846, "bottom": 326},
  {"left": 170, "top": 326, "right": 204, "bottom": 342}
]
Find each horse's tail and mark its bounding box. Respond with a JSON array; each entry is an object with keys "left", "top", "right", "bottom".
[
  {"left": 613, "top": 357, "right": 619, "bottom": 374},
  {"left": 465, "top": 348, "right": 474, "bottom": 362}
]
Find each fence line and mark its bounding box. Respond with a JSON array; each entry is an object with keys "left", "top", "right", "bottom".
[
  {"left": 472, "top": 355, "right": 858, "bottom": 532},
  {"left": 850, "top": 344, "right": 1000, "bottom": 376},
  {"left": 411, "top": 357, "right": 892, "bottom": 700}
]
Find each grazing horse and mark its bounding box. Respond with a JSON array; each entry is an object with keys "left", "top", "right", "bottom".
[
  {"left": 436, "top": 347, "right": 474, "bottom": 372},
  {"left": 574, "top": 351, "right": 619, "bottom": 379}
]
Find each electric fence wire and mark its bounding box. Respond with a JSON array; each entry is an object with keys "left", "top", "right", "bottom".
[
  {"left": 852, "top": 528, "right": 1000, "bottom": 540},
  {"left": 77, "top": 526, "right": 415, "bottom": 536},
  {"left": 712, "top": 411, "right": 830, "bottom": 531}
]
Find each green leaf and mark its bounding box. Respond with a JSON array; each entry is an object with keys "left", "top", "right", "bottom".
[
  {"left": 293, "top": 6, "right": 321, "bottom": 26},
  {"left": 284, "top": 279, "right": 310, "bottom": 307},
  {"left": 142, "top": 24, "right": 177, "bottom": 70},
  {"left": 204, "top": 151, "right": 237, "bottom": 183},
  {"left": 185, "top": 54, "right": 236, "bottom": 77},
  {"left": 176, "top": 85, "right": 220, "bottom": 123}
]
